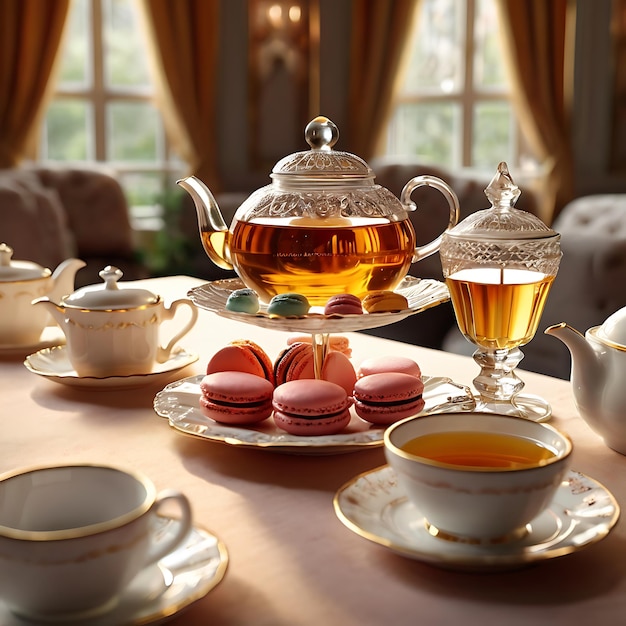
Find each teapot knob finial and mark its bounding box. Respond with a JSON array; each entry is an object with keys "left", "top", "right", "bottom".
[
  {"left": 99, "top": 265, "right": 123, "bottom": 290},
  {"left": 0, "top": 243, "right": 13, "bottom": 267},
  {"left": 305, "top": 116, "right": 339, "bottom": 151}
]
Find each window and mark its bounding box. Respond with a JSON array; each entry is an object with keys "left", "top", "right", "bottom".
[
  {"left": 386, "top": 0, "right": 536, "bottom": 174},
  {"left": 40, "top": 0, "right": 183, "bottom": 210}
]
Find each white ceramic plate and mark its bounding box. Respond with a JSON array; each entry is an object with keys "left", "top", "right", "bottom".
[
  {"left": 1, "top": 515, "right": 228, "bottom": 625},
  {"left": 334, "top": 465, "right": 620, "bottom": 572},
  {"left": 0, "top": 325, "right": 66, "bottom": 358},
  {"left": 153, "top": 374, "right": 475, "bottom": 455},
  {"left": 24, "top": 346, "right": 198, "bottom": 390},
  {"left": 187, "top": 275, "right": 450, "bottom": 333}
]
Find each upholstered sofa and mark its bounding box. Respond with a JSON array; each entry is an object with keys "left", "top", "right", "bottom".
[{"left": 0, "top": 165, "right": 146, "bottom": 287}]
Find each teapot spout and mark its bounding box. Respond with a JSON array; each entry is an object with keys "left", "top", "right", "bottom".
[
  {"left": 49, "top": 258, "right": 86, "bottom": 303},
  {"left": 545, "top": 322, "right": 604, "bottom": 391},
  {"left": 177, "top": 176, "right": 233, "bottom": 270},
  {"left": 31, "top": 298, "right": 66, "bottom": 330}
]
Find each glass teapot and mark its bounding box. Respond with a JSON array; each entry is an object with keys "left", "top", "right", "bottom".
[{"left": 178, "top": 116, "right": 460, "bottom": 305}]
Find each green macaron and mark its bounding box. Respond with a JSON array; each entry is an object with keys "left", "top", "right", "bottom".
[{"left": 267, "top": 292, "right": 310, "bottom": 317}]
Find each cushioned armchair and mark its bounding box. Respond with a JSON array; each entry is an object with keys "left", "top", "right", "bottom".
[{"left": 0, "top": 165, "right": 147, "bottom": 287}]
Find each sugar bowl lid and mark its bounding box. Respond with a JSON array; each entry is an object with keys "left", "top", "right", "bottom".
[
  {"left": 62, "top": 266, "right": 159, "bottom": 309},
  {"left": 0, "top": 243, "right": 51, "bottom": 281},
  {"left": 271, "top": 116, "right": 373, "bottom": 186}
]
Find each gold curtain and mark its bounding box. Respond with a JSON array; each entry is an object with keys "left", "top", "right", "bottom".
[
  {"left": 347, "top": 0, "right": 420, "bottom": 159},
  {"left": 137, "top": 0, "right": 221, "bottom": 190},
  {"left": 496, "top": 0, "right": 576, "bottom": 223},
  {"left": 0, "top": 0, "right": 70, "bottom": 168}
]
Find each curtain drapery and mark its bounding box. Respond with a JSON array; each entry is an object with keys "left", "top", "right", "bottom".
[
  {"left": 0, "top": 0, "right": 70, "bottom": 168},
  {"left": 137, "top": 0, "right": 221, "bottom": 190},
  {"left": 347, "top": 0, "right": 420, "bottom": 159},
  {"left": 496, "top": 0, "right": 576, "bottom": 223}
]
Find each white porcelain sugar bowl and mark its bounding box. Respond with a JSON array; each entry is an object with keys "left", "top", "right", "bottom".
[
  {"left": 0, "top": 243, "right": 85, "bottom": 346},
  {"left": 34, "top": 266, "right": 198, "bottom": 377}
]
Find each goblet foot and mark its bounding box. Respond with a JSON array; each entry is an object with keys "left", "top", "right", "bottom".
[{"left": 471, "top": 347, "right": 552, "bottom": 422}]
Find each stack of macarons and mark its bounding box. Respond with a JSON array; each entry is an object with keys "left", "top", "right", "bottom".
[
  {"left": 223, "top": 287, "right": 410, "bottom": 318},
  {"left": 353, "top": 356, "right": 424, "bottom": 425},
  {"left": 197, "top": 340, "right": 424, "bottom": 432}
]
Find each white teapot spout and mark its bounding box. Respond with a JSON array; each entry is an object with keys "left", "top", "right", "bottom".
[{"left": 48, "top": 258, "right": 86, "bottom": 303}]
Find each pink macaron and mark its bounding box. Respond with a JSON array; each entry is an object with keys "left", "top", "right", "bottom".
[
  {"left": 323, "top": 293, "right": 363, "bottom": 316},
  {"left": 272, "top": 379, "right": 352, "bottom": 436},
  {"left": 353, "top": 372, "right": 425, "bottom": 425},
  {"left": 357, "top": 355, "right": 422, "bottom": 379},
  {"left": 199, "top": 371, "right": 274, "bottom": 424},
  {"left": 321, "top": 351, "right": 357, "bottom": 396}
]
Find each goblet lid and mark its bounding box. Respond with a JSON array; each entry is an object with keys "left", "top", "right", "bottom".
[
  {"left": 445, "top": 162, "right": 558, "bottom": 241},
  {"left": 440, "top": 162, "right": 561, "bottom": 277}
]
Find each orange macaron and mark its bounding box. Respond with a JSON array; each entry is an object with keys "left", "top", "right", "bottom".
[{"left": 207, "top": 339, "right": 275, "bottom": 386}]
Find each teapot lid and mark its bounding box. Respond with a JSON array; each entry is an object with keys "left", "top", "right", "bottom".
[
  {"left": 444, "top": 162, "right": 558, "bottom": 241},
  {"left": 0, "top": 243, "right": 51, "bottom": 281},
  {"left": 598, "top": 308, "right": 626, "bottom": 346},
  {"left": 271, "top": 116, "right": 373, "bottom": 186},
  {"left": 63, "top": 266, "right": 159, "bottom": 309}
]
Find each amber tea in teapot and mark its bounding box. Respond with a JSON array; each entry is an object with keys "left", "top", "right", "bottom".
[
  {"left": 220, "top": 215, "right": 415, "bottom": 304},
  {"left": 181, "top": 117, "right": 460, "bottom": 306}
]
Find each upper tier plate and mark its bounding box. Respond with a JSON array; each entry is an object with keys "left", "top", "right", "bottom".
[{"left": 187, "top": 276, "right": 449, "bottom": 333}]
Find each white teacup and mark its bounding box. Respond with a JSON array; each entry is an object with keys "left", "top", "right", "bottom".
[
  {"left": 0, "top": 464, "right": 192, "bottom": 621},
  {"left": 33, "top": 266, "right": 198, "bottom": 377},
  {"left": 384, "top": 412, "right": 572, "bottom": 541}
]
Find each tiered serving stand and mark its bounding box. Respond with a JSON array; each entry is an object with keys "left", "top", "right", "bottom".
[{"left": 154, "top": 276, "right": 476, "bottom": 454}]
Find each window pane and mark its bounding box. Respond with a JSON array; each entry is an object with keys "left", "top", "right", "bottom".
[
  {"left": 473, "top": 0, "right": 508, "bottom": 90},
  {"left": 103, "top": 0, "right": 151, "bottom": 89},
  {"left": 402, "top": 0, "right": 465, "bottom": 95},
  {"left": 472, "top": 101, "right": 513, "bottom": 168},
  {"left": 119, "top": 172, "right": 163, "bottom": 207},
  {"left": 56, "top": 0, "right": 90, "bottom": 88},
  {"left": 107, "top": 101, "right": 159, "bottom": 161},
  {"left": 43, "top": 99, "right": 91, "bottom": 160},
  {"left": 388, "top": 102, "right": 460, "bottom": 167}
]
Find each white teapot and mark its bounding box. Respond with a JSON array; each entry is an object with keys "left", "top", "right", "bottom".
[
  {"left": 34, "top": 266, "right": 198, "bottom": 377},
  {"left": 0, "top": 243, "right": 85, "bottom": 346},
  {"left": 546, "top": 309, "right": 626, "bottom": 454}
]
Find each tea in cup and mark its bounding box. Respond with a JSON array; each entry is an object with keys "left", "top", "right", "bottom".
[
  {"left": 0, "top": 464, "right": 192, "bottom": 621},
  {"left": 34, "top": 266, "right": 198, "bottom": 377},
  {"left": 384, "top": 412, "right": 572, "bottom": 541}
]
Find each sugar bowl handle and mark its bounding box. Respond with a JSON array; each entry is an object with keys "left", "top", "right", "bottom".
[{"left": 156, "top": 298, "right": 198, "bottom": 363}]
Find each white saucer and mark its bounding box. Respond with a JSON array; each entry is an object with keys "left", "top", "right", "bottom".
[
  {"left": 24, "top": 346, "right": 199, "bottom": 390},
  {"left": 154, "top": 374, "right": 475, "bottom": 455},
  {"left": 1, "top": 515, "right": 228, "bottom": 625},
  {"left": 187, "top": 275, "right": 450, "bottom": 334},
  {"left": 334, "top": 465, "right": 620, "bottom": 572},
  {"left": 0, "top": 326, "right": 66, "bottom": 358}
]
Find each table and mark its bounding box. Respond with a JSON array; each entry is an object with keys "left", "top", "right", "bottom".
[{"left": 2, "top": 275, "right": 626, "bottom": 626}]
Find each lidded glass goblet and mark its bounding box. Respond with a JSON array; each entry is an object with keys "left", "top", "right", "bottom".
[{"left": 439, "top": 162, "right": 562, "bottom": 421}]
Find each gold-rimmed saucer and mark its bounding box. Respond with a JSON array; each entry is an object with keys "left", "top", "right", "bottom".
[
  {"left": 153, "top": 374, "right": 475, "bottom": 455},
  {"left": 333, "top": 465, "right": 619, "bottom": 572},
  {"left": 0, "top": 515, "right": 227, "bottom": 625},
  {"left": 24, "top": 346, "right": 198, "bottom": 390}
]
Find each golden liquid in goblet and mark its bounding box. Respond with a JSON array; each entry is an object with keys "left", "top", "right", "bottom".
[
  {"left": 446, "top": 267, "right": 554, "bottom": 351},
  {"left": 223, "top": 216, "right": 416, "bottom": 305}
]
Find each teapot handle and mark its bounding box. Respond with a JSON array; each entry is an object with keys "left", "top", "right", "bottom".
[{"left": 400, "top": 175, "right": 460, "bottom": 263}]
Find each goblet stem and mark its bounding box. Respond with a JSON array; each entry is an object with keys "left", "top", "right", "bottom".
[
  {"left": 471, "top": 347, "right": 553, "bottom": 422},
  {"left": 472, "top": 347, "right": 524, "bottom": 402}
]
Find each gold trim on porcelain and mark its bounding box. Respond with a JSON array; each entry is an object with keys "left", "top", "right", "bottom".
[
  {"left": 588, "top": 325, "right": 626, "bottom": 352},
  {"left": 0, "top": 463, "right": 156, "bottom": 542},
  {"left": 66, "top": 313, "right": 160, "bottom": 330}
]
